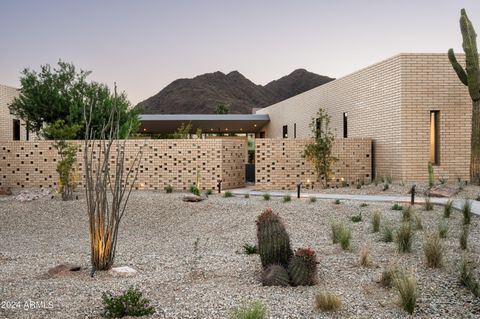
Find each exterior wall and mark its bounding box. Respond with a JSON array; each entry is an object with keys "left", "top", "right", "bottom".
[
  {"left": 0, "top": 139, "right": 246, "bottom": 191},
  {"left": 0, "top": 84, "right": 30, "bottom": 141},
  {"left": 255, "top": 138, "right": 371, "bottom": 190},
  {"left": 257, "top": 53, "right": 471, "bottom": 182}
]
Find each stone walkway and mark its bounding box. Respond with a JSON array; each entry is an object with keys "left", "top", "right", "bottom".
[{"left": 228, "top": 187, "right": 480, "bottom": 216}]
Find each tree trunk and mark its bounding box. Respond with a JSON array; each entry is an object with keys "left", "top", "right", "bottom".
[{"left": 471, "top": 100, "right": 480, "bottom": 185}]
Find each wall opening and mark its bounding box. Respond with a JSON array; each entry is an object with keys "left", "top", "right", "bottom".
[
  {"left": 294, "top": 123, "right": 296, "bottom": 138},
  {"left": 430, "top": 111, "right": 440, "bottom": 165},
  {"left": 343, "top": 112, "right": 348, "bottom": 138},
  {"left": 282, "top": 125, "right": 288, "bottom": 138},
  {"left": 13, "top": 119, "right": 20, "bottom": 140}
]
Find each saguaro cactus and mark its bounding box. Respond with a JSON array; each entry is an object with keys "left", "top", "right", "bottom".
[{"left": 449, "top": 9, "right": 480, "bottom": 185}]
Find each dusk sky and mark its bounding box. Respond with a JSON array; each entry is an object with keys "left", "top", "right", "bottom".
[{"left": 2, "top": 0, "right": 480, "bottom": 105}]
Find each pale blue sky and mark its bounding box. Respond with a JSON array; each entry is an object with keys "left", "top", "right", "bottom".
[{"left": 1, "top": 0, "right": 480, "bottom": 105}]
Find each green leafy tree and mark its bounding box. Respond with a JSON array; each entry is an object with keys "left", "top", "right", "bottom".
[
  {"left": 304, "top": 108, "right": 337, "bottom": 188},
  {"left": 449, "top": 9, "right": 480, "bottom": 184},
  {"left": 8, "top": 61, "right": 139, "bottom": 139},
  {"left": 215, "top": 104, "right": 229, "bottom": 114},
  {"left": 173, "top": 122, "right": 192, "bottom": 139}
]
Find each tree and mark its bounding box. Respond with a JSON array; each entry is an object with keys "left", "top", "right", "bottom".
[
  {"left": 449, "top": 9, "right": 480, "bottom": 184},
  {"left": 304, "top": 108, "right": 337, "bottom": 188},
  {"left": 84, "top": 83, "right": 141, "bottom": 272},
  {"left": 8, "top": 61, "right": 139, "bottom": 139},
  {"left": 215, "top": 104, "right": 229, "bottom": 114}
]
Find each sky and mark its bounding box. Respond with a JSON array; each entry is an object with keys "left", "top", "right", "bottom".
[{"left": 1, "top": 0, "right": 480, "bottom": 105}]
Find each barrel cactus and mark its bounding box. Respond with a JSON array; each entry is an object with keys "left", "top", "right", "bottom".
[
  {"left": 256, "top": 208, "right": 293, "bottom": 268},
  {"left": 288, "top": 248, "right": 318, "bottom": 286},
  {"left": 261, "top": 264, "right": 290, "bottom": 287}
]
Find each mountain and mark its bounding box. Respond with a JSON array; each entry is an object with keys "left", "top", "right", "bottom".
[{"left": 136, "top": 69, "right": 334, "bottom": 114}]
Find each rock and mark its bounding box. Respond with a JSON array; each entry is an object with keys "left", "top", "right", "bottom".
[
  {"left": 0, "top": 186, "right": 12, "bottom": 196},
  {"left": 108, "top": 266, "right": 137, "bottom": 277},
  {"left": 182, "top": 195, "right": 206, "bottom": 202},
  {"left": 15, "top": 188, "right": 53, "bottom": 201},
  {"left": 426, "top": 185, "right": 458, "bottom": 198},
  {"left": 48, "top": 263, "right": 81, "bottom": 277}
]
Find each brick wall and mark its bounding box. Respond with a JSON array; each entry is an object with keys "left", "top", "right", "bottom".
[
  {"left": 255, "top": 138, "right": 371, "bottom": 190},
  {"left": 0, "top": 139, "right": 246, "bottom": 191}
]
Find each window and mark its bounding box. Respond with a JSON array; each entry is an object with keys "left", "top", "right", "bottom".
[
  {"left": 13, "top": 119, "right": 20, "bottom": 140},
  {"left": 343, "top": 112, "right": 348, "bottom": 138},
  {"left": 259, "top": 131, "right": 265, "bottom": 138},
  {"left": 315, "top": 118, "right": 321, "bottom": 138},
  {"left": 430, "top": 111, "right": 440, "bottom": 165},
  {"left": 294, "top": 123, "right": 296, "bottom": 138},
  {"left": 282, "top": 125, "right": 288, "bottom": 138}
]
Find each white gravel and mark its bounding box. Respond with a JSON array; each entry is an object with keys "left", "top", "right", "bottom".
[{"left": 0, "top": 190, "right": 480, "bottom": 318}]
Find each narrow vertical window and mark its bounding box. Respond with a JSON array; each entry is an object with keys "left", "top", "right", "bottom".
[
  {"left": 430, "top": 111, "right": 440, "bottom": 165},
  {"left": 13, "top": 119, "right": 20, "bottom": 140},
  {"left": 343, "top": 112, "right": 348, "bottom": 138},
  {"left": 294, "top": 123, "right": 296, "bottom": 138},
  {"left": 282, "top": 125, "right": 288, "bottom": 138}
]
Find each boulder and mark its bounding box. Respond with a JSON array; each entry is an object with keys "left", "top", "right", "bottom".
[
  {"left": 182, "top": 195, "right": 206, "bottom": 202},
  {"left": 426, "top": 185, "right": 458, "bottom": 198},
  {"left": 48, "top": 263, "right": 81, "bottom": 277},
  {"left": 0, "top": 187, "right": 12, "bottom": 196},
  {"left": 108, "top": 266, "right": 137, "bottom": 277}
]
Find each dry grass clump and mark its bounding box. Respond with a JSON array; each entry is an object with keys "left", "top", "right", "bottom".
[
  {"left": 314, "top": 291, "right": 341, "bottom": 312},
  {"left": 396, "top": 223, "right": 414, "bottom": 253},
  {"left": 232, "top": 301, "right": 266, "bottom": 319},
  {"left": 459, "top": 256, "right": 480, "bottom": 297},
  {"left": 380, "top": 265, "right": 400, "bottom": 288},
  {"left": 462, "top": 200, "right": 472, "bottom": 225},
  {"left": 402, "top": 205, "right": 414, "bottom": 222},
  {"left": 381, "top": 224, "right": 394, "bottom": 243},
  {"left": 372, "top": 210, "right": 381, "bottom": 233},
  {"left": 424, "top": 196, "right": 433, "bottom": 211},
  {"left": 424, "top": 233, "right": 444, "bottom": 268},
  {"left": 443, "top": 200, "right": 453, "bottom": 218},
  {"left": 309, "top": 196, "right": 317, "bottom": 203},
  {"left": 359, "top": 244, "right": 372, "bottom": 267},
  {"left": 438, "top": 221, "right": 448, "bottom": 238},
  {"left": 395, "top": 272, "right": 418, "bottom": 314},
  {"left": 414, "top": 214, "right": 423, "bottom": 231},
  {"left": 331, "top": 221, "right": 351, "bottom": 249}
]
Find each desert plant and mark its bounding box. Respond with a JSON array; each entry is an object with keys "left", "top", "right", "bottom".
[
  {"left": 309, "top": 196, "right": 317, "bottom": 203},
  {"left": 244, "top": 193, "right": 250, "bottom": 199},
  {"left": 444, "top": 200, "right": 453, "bottom": 218},
  {"left": 84, "top": 84, "right": 142, "bottom": 271},
  {"left": 414, "top": 215, "right": 423, "bottom": 231},
  {"left": 351, "top": 212, "right": 362, "bottom": 223},
  {"left": 164, "top": 184, "right": 173, "bottom": 193},
  {"left": 189, "top": 185, "right": 200, "bottom": 196},
  {"left": 314, "top": 291, "right": 341, "bottom": 312},
  {"left": 231, "top": 301, "right": 266, "bottom": 319},
  {"left": 206, "top": 189, "right": 213, "bottom": 195},
  {"left": 462, "top": 200, "right": 472, "bottom": 225},
  {"left": 439, "top": 177, "right": 448, "bottom": 184},
  {"left": 243, "top": 243, "right": 257, "bottom": 255},
  {"left": 283, "top": 195, "right": 291, "bottom": 202},
  {"left": 380, "top": 265, "right": 400, "bottom": 288},
  {"left": 402, "top": 205, "right": 414, "bottom": 221},
  {"left": 334, "top": 199, "right": 341, "bottom": 205},
  {"left": 331, "top": 221, "right": 341, "bottom": 244},
  {"left": 360, "top": 203, "right": 368, "bottom": 207},
  {"left": 256, "top": 208, "right": 292, "bottom": 268},
  {"left": 458, "top": 180, "right": 466, "bottom": 191},
  {"left": 261, "top": 264, "right": 289, "bottom": 287},
  {"left": 224, "top": 191, "right": 233, "bottom": 198},
  {"left": 338, "top": 224, "right": 352, "bottom": 250},
  {"left": 102, "top": 287, "right": 155, "bottom": 318},
  {"left": 425, "top": 196, "right": 433, "bottom": 211},
  {"left": 356, "top": 183, "right": 362, "bottom": 189},
  {"left": 424, "top": 233, "right": 444, "bottom": 268},
  {"left": 263, "top": 193, "right": 270, "bottom": 201},
  {"left": 381, "top": 224, "right": 394, "bottom": 243},
  {"left": 438, "top": 221, "right": 448, "bottom": 238},
  {"left": 460, "top": 225, "right": 469, "bottom": 250},
  {"left": 288, "top": 248, "right": 318, "bottom": 286},
  {"left": 383, "top": 183, "right": 389, "bottom": 191},
  {"left": 372, "top": 210, "right": 381, "bottom": 233},
  {"left": 459, "top": 257, "right": 480, "bottom": 297},
  {"left": 395, "top": 272, "right": 417, "bottom": 314},
  {"left": 392, "top": 203, "right": 403, "bottom": 211},
  {"left": 428, "top": 161, "right": 435, "bottom": 187},
  {"left": 359, "top": 244, "right": 372, "bottom": 267},
  {"left": 396, "top": 223, "right": 414, "bottom": 253}
]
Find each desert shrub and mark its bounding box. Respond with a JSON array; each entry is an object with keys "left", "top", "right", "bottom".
[
  {"left": 439, "top": 177, "right": 448, "bottom": 184},
  {"left": 356, "top": 183, "right": 361, "bottom": 189},
  {"left": 224, "top": 191, "right": 233, "bottom": 198},
  {"left": 380, "top": 265, "right": 400, "bottom": 288},
  {"left": 381, "top": 224, "right": 394, "bottom": 243},
  {"left": 164, "top": 184, "right": 173, "bottom": 193},
  {"left": 338, "top": 224, "right": 352, "bottom": 250},
  {"left": 459, "top": 257, "right": 480, "bottom": 297},
  {"left": 206, "top": 189, "right": 213, "bottom": 195},
  {"left": 189, "top": 185, "right": 200, "bottom": 196},
  {"left": 425, "top": 196, "right": 433, "bottom": 211},
  {"left": 462, "top": 200, "right": 472, "bottom": 225},
  {"left": 102, "top": 287, "right": 155, "bottom": 318},
  {"left": 244, "top": 193, "right": 250, "bottom": 198},
  {"left": 438, "top": 221, "right": 448, "bottom": 238},
  {"left": 414, "top": 215, "right": 423, "bottom": 231},
  {"left": 334, "top": 199, "right": 341, "bottom": 205},
  {"left": 396, "top": 223, "right": 414, "bottom": 253},
  {"left": 383, "top": 183, "right": 389, "bottom": 191},
  {"left": 351, "top": 212, "right": 362, "bottom": 223},
  {"left": 360, "top": 203, "right": 368, "bottom": 207},
  {"left": 309, "top": 196, "right": 317, "bottom": 203},
  {"left": 314, "top": 291, "right": 341, "bottom": 312},
  {"left": 444, "top": 200, "right": 453, "bottom": 218},
  {"left": 243, "top": 243, "right": 257, "bottom": 255},
  {"left": 392, "top": 203, "right": 403, "bottom": 211},
  {"left": 372, "top": 210, "right": 381, "bottom": 233},
  {"left": 458, "top": 180, "right": 466, "bottom": 191},
  {"left": 402, "top": 205, "right": 414, "bottom": 221},
  {"left": 359, "top": 244, "right": 372, "bottom": 267},
  {"left": 231, "top": 301, "right": 266, "bottom": 319},
  {"left": 460, "top": 225, "right": 469, "bottom": 250},
  {"left": 283, "top": 195, "right": 291, "bottom": 202},
  {"left": 395, "top": 272, "right": 417, "bottom": 314},
  {"left": 263, "top": 193, "right": 270, "bottom": 201},
  {"left": 424, "top": 233, "right": 444, "bottom": 268}
]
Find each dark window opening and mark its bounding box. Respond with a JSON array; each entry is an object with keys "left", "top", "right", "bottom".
[
  {"left": 282, "top": 125, "right": 288, "bottom": 138},
  {"left": 343, "top": 112, "right": 348, "bottom": 138},
  {"left": 259, "top": 131, "right": 265, "bottom": 138},
  {"left": 294, "top": 123, "right": 296, "bottom": 138},
  {"left": 430, "top": 111, "right": 440, "bottom": 165},
  {"left": 26, "top": 128, "right": 29, "bottom": 141},
  {"left": 13, "top": 119, "right": 20, "bottom": 141}
]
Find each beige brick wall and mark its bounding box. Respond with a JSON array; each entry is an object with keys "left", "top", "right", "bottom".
[
  {"left": 255, "top": 138, "right": 371, "bottom": 190},
  {"left": 0, "top": 84, "right": 30, "bottom": 141},
  {"left": 0, "top": 139, "right": 246, "bottom": 191},
  {"left": 257, "top": 53, "right": 471, "bottom": 182}
]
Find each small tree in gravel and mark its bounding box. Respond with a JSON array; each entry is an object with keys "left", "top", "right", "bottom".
[
  {"left": 84, "top": 83, "right": 142, "bottom": 272},
  {"left": 304, "top": 108, "right": 337, "bottom": 188}
]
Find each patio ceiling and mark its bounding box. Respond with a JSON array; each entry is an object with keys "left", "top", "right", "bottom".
[{"left": 139, "top": 114, "right": 270, "bottom": 134}]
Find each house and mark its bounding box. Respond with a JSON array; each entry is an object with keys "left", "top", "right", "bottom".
[{"left": 0, "top": 84, "right": 30, "bottom": 141}]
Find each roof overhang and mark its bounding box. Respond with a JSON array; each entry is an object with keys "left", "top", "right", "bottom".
[{"left": 139, "top": 114, "right": 270, "bottom": 134}]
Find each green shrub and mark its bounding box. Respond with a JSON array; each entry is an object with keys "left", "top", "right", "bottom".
[
  {"left": 462, "top": 200, "right": 472, "bottom": 225},
  {"left": 392, "top": 203, "right": 403, "bottom": 211},
  {"left": 396, "top": 223, "right": 414, "bottom": 253},
  {"left": 372, "top": 210, "right": 381, "bottom": 233},
  {"left": 360, "top": 203, "right": 368, "bottom": 207},
  {"left": 381, "top": 224, "right": 394, "bottom": 243},
  {"left": 356, "top": 183, "right": 361, "bottom": 189},
  {"left": 460, "top": 225, "right": 469, "bottom": 250},
  {"left": 338, "top": 224, "right": 352, "bottom": 250},
  {"left": 164, "top": 184, "right": 173, "bottom": 193},
  {"left": 351, "top": 212, "right": 362, "bottom": 223},
  {"left": 244, "top": 193, "right": 250, "bottom": 199},
  {"left": 438, "top": 221, "right": 448, "bottom": 238},
  {"left": 206, "top": 189, "right": 213, "bottom": 195},
  {"left": 402, "top": 205, "right": 414, "bottom": 222},
  {"left": 189, "top": 185, "right": 200, "bottom": 196},
  {"left": 231, "top": 301, "right": 266, "bottom": 319},
  {"left": 424, "top": 233, "right": 444, "bottom": 268},
  {"left": 380, "top": 265, "right": 400, "bottom": 288},
  {"left": 102, "top": 287, "right": 155, "bottom": 318},
  {"left": 309, "top": 196, "right": 317, "bottom": 203},
  {"left": 283, "top": 195, "right": 291, "bottom": 202},
  {"left": 395, "top": 272, "right": 417, "bottom": 314},
  {"left": 359, "top": 245, "right": 372, "bottom": 267},
  {"left": 425, "top": 196, "right": 433, "bottom": 211},
  {"left": 314, "top": 291, "right": 341, "bottom": 312},
  {"left": 383, "top": 183, "right": 389, "bottom": 191},
  {"left": 224, "top": 191, "right": 234, "bottom": 198},
  {"left": 263, "top": 193, "right": 270, "bottom": 201},
  {"left": 331, "top": 221, "right": 341, "bottom": 244},
  {"left": 334, "top": 199, "right": 341, "bottom": 205},
  {"left": 243, "top": 243, "right": 257, "bottom": 255},
  {"left": 444, "top": 200, "right": 453, "bottom": 218},
  {"left": 459, "top": 257, "right": 480, "bottom": 297}
]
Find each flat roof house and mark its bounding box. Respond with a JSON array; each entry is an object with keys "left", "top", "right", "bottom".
[
  {"left": 256, "top": 53, "right": 472, "bottom": 182},
  {"left": 0, "top": 84, "right": 30, "bottom": 141}
]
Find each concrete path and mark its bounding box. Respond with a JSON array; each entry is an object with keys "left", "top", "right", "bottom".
[{"left": 228, "top": 187, "right": 480, "bottom": 216}]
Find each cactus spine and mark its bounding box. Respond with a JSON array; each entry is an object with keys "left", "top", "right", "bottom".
[
  {"left": 288, "top": 248, "right": 318, "bottom": 286},
  {"left": 256, "top": 208, "right": 293, "bottom": 269},
  {"left": 449, "top": 9, "right": 480, "bottom": 185},
  {"left": 261, "top": 264, "right": 290, "bottom": 286}
]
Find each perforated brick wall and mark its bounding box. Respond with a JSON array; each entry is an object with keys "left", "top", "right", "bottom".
[{"left": 255, "top": 138, "right": 371, "bottom": 190}]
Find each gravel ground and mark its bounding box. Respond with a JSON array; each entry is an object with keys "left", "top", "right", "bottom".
[{"left": 1, "top": 190, "right": 480, "bottom": 318}]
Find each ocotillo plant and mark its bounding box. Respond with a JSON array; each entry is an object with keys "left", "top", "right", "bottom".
[{"left": 449, "top": 9, "right": 480, "bottom": 184}]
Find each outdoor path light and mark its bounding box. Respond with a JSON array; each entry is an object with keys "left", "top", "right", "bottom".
[{"left": 297, "top": 182, "right": 302, "bottom": 198}]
